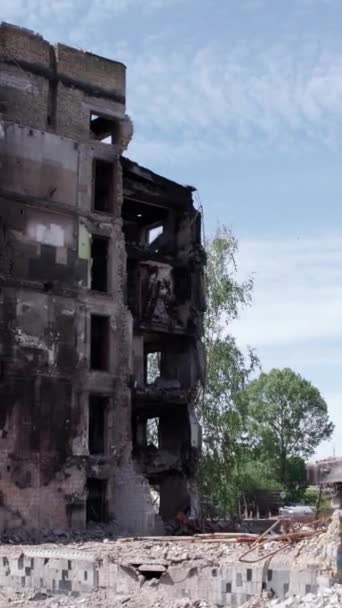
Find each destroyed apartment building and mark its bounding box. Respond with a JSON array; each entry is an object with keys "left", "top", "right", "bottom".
[{"left": 0, "top": 22, "right": 206, "bottom": 535}]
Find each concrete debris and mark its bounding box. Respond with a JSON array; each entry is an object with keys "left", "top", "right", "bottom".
[
  {"left": 0, "top": 588, "right": 211, "bottom": 608},
  {"left": 0, "top": 514, "right": 340, "bottom": 608},
  {"left": 241, "top": 586, "right": 342, "bottom": 608},
  {"left": 2, "top": 586, "right": 342, "bottom": 608},
  {"left": 0, "top": 523, "right": 120, "bottom": 545}
]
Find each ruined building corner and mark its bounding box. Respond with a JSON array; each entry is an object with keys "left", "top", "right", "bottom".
[{"left": 0, "top": 21, "right": 206, "bottom": 535}]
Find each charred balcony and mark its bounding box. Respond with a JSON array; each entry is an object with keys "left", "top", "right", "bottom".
[
  {"left": 132, "top": 332, "right": 204, "bottom": 410},
  {"left": 132, "top": 408, "right": 195, "bottom": 477},
  {"left": 126, "top": 260, "right": 204, "bottom": 335},
  {"left": 122, "top": 157, "right": 203, "bottom": 263}
]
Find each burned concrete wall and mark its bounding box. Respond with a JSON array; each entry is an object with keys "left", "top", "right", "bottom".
[
  {"left": 122, "top": 158, "right": 205, "bottom": 524},
  {"left": 0, "top": 23, "right": 126, "bottom": 140},
  {"left": 0, "top": 22, "right": 157, "bottom": 535},
  {"left": 0, "top": 22, "right": 205, "bottom": 534}
]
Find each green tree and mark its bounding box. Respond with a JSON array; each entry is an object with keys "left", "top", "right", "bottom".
[
  {"left": 244, "top": 368, "right": 334, "bottom": 488},
  {"left": 238, "top": 457, "right": 283, "bottom": 492},
  {"left": 198, "top": 226, "right": 259, "bottom": 515}
]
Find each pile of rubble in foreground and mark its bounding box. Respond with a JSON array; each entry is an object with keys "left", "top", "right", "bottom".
[
  {"left": 242, "top": 585, "right": 342, "bottom": 608},
  {"left": 1, "top": 586, "right": 341, "bottom": 608},
  {"left": 0, "top": 514, "right": 340, "bottom": 607},
  {"left": 0, "top": 588, "right": 210, "bottom": 608}
]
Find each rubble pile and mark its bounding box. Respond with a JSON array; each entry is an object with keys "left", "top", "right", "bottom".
[
  {"left": 0, "top": 513, "right": 340, "bottom": 608},
  {"left": 1, "top": 586, "right": 342, "bottom": 608},
  {"left": 0, "top": 524, "right": 120, "bottom": 545},
  {"left": 0, "top": 588, "right": 210, "bottom": 608},
  {"left": 242, "top": 586, "right": 342, "bottom": 608}
]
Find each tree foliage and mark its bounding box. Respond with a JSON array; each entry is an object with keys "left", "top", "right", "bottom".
[
  {"left": 243, "top": 368, "right": 334, "bottom": 486},
  {"left": 199, "top": 228, "right": 334, "bottom": 515},
  {"left": 198, "top": 226, "right": 259, "bottom": 515}
]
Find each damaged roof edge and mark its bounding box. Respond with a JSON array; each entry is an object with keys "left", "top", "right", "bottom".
[{"left": 122, "top": 156, "right": 197, "bottom": 194}]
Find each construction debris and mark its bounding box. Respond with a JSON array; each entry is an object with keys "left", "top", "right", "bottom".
[
  {"left": 241, "top": 585, "right": 342, "bottom": 608},
  {"left": 0, "top": 511, "right": 340, "bottom": 608},
  {"left": 0, "top": 588, "right": 211, "bottom": 608}
]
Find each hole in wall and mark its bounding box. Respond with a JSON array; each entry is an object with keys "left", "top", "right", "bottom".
[
  {"left": 146, "top": 417, "right": 159, "bottom": 448},
  {"left": 91, "top": 236, "right": 109, "bottom": 292},
  {"left": 86, "top": 478, "right": 107, "bottom": 524},
  {"left": 122, "top": 199, "right": 168, "bottom": 248},
  {"left": 90, "top": 315, "right": 110, "bottom": 371},
  {"left": 146, "top": 351, "right": 161, "bottom": 384},
  {"left": 88, "top": 395, "right": 107, "bottom": 454},
  {"left": 90, "top": 112, "right": 119, "bottom": 144},
  {"left": 141, "top": 569, "right": 164, "bottom": 581},
  {"left": 148, "top": 225, "right": 163, "bottom": 245},
  {"left": 93, "top": 160, "right": 114, "bottom": 213},
  {"left": 0, "top": 360, "right": 5, "bottom": 380}
]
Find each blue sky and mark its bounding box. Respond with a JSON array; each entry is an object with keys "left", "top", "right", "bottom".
[{"left": 2, "top": 0, "right": 342, "bottom": 459}]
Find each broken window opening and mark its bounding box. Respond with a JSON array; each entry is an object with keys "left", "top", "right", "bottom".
[
  {"left": 150, "top": 483, "right": 161, "bottom": 514},
  {"left": 159, "top": 474, "right": 190, "bottom": 521},
  {"left": 146, "top": 351, "right": 161, "bottom": 385},
  {"left": 90, "top": 315, "right": 109, "bottom": 371},
  {"left": 90, "top": 112, "right": 119, "bottom": 144},
  {"left": 122, "top": 199, "right": 170, "bottom": 249},
  {"left": 142, "top": 333, "right": 193, "bottom": 389},
  {"left": 148, "top": 224, "right": 164, "bottom": 245},
  {"left": 93, "top": 159, "right": 114, "bottom": 213},
  {"left": 146, "top": 417, "right": 159, "bottom": 448},
  {"left": 89, "top": 395, "right": 107, "bottom": 454},
  {"left": 86, "top": 478, "right": 107, "bottom": 524},
  {"left": 91, "top": 236, "right": 109, "bottom": 292}
]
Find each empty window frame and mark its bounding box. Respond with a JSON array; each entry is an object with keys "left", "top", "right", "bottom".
[
  {"left": 90, "top": 112, "right": 119, "bottom": 144},
  {"left": 89, "top": 395, "right": 107, "bottom": 454},
  {"left": 93, "top": 159, "right": 114, "bottom": 213},
  {"left": 91, "top": 236, "right": 109, "bottom": 292},
  {"left": 148, "top": 224, "right": 164, "bottom": 245},
  {"left": 146, "top": 417, "right": 160, "bottom": 448},
  {"left": 90, "top": 315, "right": 110, "bottom": 371},
  {"left": 122, "top": 198, "right": 169, "bottom": 247},
  {"left": 146, "top": 351, "right": 161, "bottom": 385},
  {"left": 86, "top": 478, "right": 107, "bottom": 523}
]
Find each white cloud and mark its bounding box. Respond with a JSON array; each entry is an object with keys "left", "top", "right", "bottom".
[
  {"left": 229, "top": 235, "right": 342, "bottom": 459},
  {"left": 3, "top": 1, "right": 342, "bottom": 162},
  {"left": 230, "top": 235, "right": 342, "bottom": 347},
  {"left": 120, "top": 38, "right": 342, "bottom": 164},
  {"left": 1, "top": 0, "right": 182, "bottom": 20},
  {"left": 313, "top": 391, "right": 342, "bottom": 459}
]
